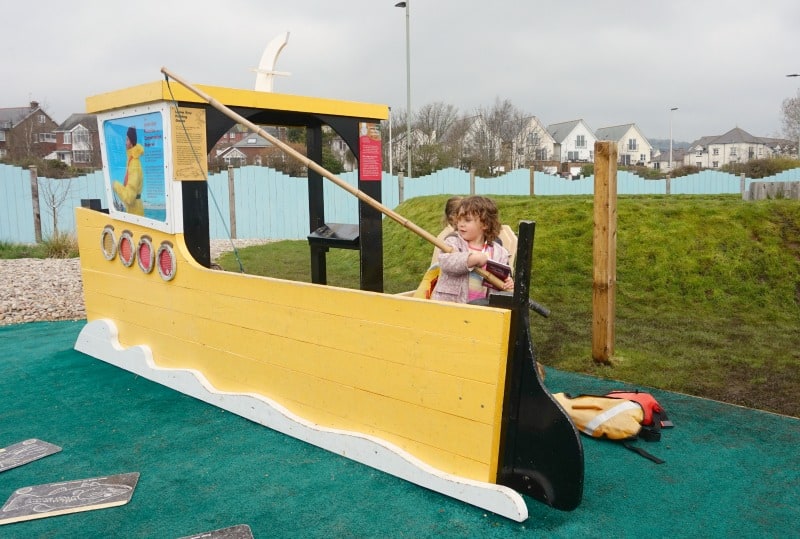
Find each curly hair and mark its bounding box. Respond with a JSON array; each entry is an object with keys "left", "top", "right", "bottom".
[
  {"left": 456, "top": 195, "right": 502, "bottom": 243},
  {"left": 443, "top": 196, "right": 463, "bottom": 227}
]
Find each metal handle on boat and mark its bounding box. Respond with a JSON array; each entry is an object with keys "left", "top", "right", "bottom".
[
  {"left": 159, "top": 66, "right": 508, "bottom": 292},
  {"left": 528, "top": 299, "right": 550, "bottom": 318}
]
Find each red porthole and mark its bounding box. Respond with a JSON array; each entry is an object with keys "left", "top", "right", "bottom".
[
  {"left": 137, "top": 236, "right": 155, "bottom": 274},
  {"left": 156, "top": 242, "right": 177, "bottom": 281},
  {"left": 118, "top": 231, "right": 135, "bottom": 267}
]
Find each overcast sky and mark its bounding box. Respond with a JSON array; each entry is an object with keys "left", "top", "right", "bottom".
[{"left": 3, "top": 1, "right": 798, "bottom": 144}]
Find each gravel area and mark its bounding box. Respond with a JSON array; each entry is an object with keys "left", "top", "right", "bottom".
[{"left": 0, "top": 239, "right": 272, "bottom": 326}]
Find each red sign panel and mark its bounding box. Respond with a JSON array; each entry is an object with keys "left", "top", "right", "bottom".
[{"left": 358, "top": 122, "right": 383, "bottom": 181}]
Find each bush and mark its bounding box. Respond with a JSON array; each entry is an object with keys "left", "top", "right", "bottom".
[
  {"left": 721, "top": 157, "right": 800, "bottom": 178},
  {"left": 41, "top": 231, "right": 79, "bottom": 258},
  {"left": 618, "top": 164, "right": 665, "bottom": 179},
  {"left": 670, "top": 165, "right": 702, "bottom": 178},
  {"left": 3, "top": 157, "right": 98, "bottom": 179}
]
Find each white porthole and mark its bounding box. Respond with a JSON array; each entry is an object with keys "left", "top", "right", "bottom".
[{"left": 100, "top": 226, "right": 117, "bottom": 261}]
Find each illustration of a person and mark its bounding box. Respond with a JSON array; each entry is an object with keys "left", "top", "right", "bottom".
[{"left": 112, "top": 126, "right": 144, "bottom": 216}]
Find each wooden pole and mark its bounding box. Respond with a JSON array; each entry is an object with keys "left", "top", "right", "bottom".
[
  {"left": 529, "top": 167, "right": 535, "bottom": 196},
  {"left": 592, "top": 141, "right": 617, "bottom": 364},
  {"left": 227, "top": 165, "right": 237, "bottom": 239},
  {"left": 160, "top": 67, "right": 507, "bottom": 290},
  {"left": 398, "top": 172, "right": 405, "bottom": 204},
  {"left": 29, "top": 166, "right": 42, "bottom": 243}
]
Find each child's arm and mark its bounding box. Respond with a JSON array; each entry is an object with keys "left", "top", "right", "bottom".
[{"left": 438, "top": 236, "right": 471, "bottom": 274}]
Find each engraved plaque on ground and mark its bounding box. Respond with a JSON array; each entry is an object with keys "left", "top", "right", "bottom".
[
  {"left": 0, "top": 472, "right": 139, "bottom": 525},
  {"left": 0, "top": 439, "right": 62, "bottom": 473},
  {"left": 180, "top": 524, "right": 254, "bottom": 539}
]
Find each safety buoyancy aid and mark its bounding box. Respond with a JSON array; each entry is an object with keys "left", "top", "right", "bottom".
[
  {"left": 554, "top": 391, "right": 673, "bottom": 464},
  {"left": 553, "top": 393, "right": 644, "bottom": 440}
]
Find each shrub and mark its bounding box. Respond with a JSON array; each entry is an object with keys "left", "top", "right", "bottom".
[
  {"left": 41, "top": 231, "right": 79, "bottom": 258},
  {"left": 721, "top": 157, "right": 800, "bottom": 178}
]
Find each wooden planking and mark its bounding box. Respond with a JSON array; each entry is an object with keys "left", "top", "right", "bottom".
[
  {"left": 85, "top": 81, "right": 389, "bottom": 120},
  {"left": 82, "top": 286, "right": 499, "bottom": 425},
  {"left": 83, "top": 269, "right": 507, "bottom": 386},
  {"left": 76, "top": 211, "right": 511, "bottom": 384},
  {"left": 77, "top": 208, "right": 511, "bottom": 340},
  {"left": 76, "top": 208, "right": 511, "bottom": 480},
  {"left": 82, "top": 301, "right": 497, "bottom": 479},
  {"left": 81, "top": 290, "right": 498, "bottom": 457}
]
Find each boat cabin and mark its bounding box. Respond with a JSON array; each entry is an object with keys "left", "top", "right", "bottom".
[{"left": 85, "top": 80, "right": 389, "bottom": 291}]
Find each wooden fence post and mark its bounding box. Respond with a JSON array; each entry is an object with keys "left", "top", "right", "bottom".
[
  {"left": 227, "top": 165, "right": 237, "bottom": 239},
  {"left": 592, "top": 141, "right": 617, "bottom": 364},
  {"left": 740, "top": 173, "right": 746, "bottom": 200},
  {"left": 398, "top": 172, "right": 405, "bottom": 204},
  {"left": 529, "top": 167, "right": 535, "bottom": 196},
  {"left": 29, "top": 166, "right": 42, "bottom": 243}
]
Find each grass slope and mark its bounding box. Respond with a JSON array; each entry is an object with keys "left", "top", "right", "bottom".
[{"left": 221, "top": 194, "right": 799, "bottom": 417}]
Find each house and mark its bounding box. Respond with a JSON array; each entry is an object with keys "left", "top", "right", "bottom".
[
  {"left": 594, "top": 123, "right": 653, "bottom": 167},
  {"left": 651, "top": 148, "right": 687, "bottom": 172},
  {"left": 0, "top": 101, "right": 59, "bottom": 160},
  {"left": 752, "top": 136, "right": 798, "bottom": 159},
  {"left": 209, "top": 123, "right": 251, "bottom": 158},
  {"left": 216, "top": 132, "right": 276, "bottom": 166},
  {"left": 512, "top": 116, "right": 556, "bottom": 169},
  {"left": 458, "top": 114, "right": 503, "bottom": 173},
  {"left": 50, "top": 113, "right": 101, "bottom": 167},
  {"left": 684, "top": 127, "right": 795, "bottom": 168},
  {"left": 546, "top": 119, "right": 596, "bottom": 163}
]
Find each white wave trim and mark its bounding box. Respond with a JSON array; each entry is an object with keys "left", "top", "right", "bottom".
[{"left": 75, "top": 319, "right": 528, "bottom": 522}]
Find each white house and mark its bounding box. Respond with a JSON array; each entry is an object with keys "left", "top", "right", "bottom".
[
  {"left": 512, "top": 116, "right": 556, "bottom": 168},
  {"left": 546, "top": 119, "right": 596, "bottom": 163},
  {"left": 685, "top": 127, "right": 795, "bottom": 168},
  {"left": 650, "top": 148, "right": 687, "bottom": 172},
  {"left": 594, "top": 123, "right": 652, "bottom": 167}
]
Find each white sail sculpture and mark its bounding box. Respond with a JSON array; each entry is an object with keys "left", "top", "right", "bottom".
[{"left": 253, "top": 32, "right": 291, "bottom": 92}]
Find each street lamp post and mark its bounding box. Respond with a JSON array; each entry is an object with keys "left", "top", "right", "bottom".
[
  {"left": 787, "top": 74, "right": 800, "bottom": 159},
  {"left": 395, "top": 1, "right": 411, "bottom": 180},
  {"left": 669, "top": 107, "right": 678, "bottom": 172}
]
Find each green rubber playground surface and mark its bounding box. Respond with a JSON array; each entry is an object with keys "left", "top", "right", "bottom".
[{"left": 1, "top": 321, "right": 798, "bottom": 538}]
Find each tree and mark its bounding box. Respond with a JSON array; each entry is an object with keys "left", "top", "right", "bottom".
[
  {"left": 385, "top": 108, "right": 411, "bottom": 174},
  {"left": 39, "top": 177, "right": 73, "bottom": 235},
  {"left": 781, "top": 89, "right": 800, "bottom": 156},
  {"left": 415, "top": 102, "right": 459, "bottom": 144},
  {"left": 475, "top": 98, "right": 531, "bottom": 174},
  {"left": 413, "top": 102, "right": 460, "bottom": 174}
]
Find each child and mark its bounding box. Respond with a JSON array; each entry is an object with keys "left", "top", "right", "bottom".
[
  {"left": 431, "top": 195, "right": 514, "bottom": 304},
  {"left": 413, "top": 196, "right": 464, "bottom": 299},
  {"left": 432, "top": 196, "right": 463, "bottom": 259}
]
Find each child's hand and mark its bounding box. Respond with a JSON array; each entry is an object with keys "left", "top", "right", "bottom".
[
  {"left": 503, "top": 276, "right": 514, "bottom": 291},
  {"left": 468, "top": 251, "right": 489, "bottom": 268}
]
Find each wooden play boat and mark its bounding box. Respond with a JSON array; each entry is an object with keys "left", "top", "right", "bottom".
[{"left": 73, "top": 70, "right": 583, "bottom": 522}]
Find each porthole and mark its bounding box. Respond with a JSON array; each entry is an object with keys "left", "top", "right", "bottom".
[
  {"left": 100, "top": 226, "right": 116, "bottom": 261},
  {"left": 137, "top": 236, "right": 155, "bottom": 274},
  {"left": 118, "top": 231, "right": 135, "bottom": 268},
  {"left": 156, "top": 242, "right": 177, "bottom": 281}
]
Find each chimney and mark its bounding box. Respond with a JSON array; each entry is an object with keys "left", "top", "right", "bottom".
[{"left": 30, "top": 101, "right": 39, "bottom": 110}]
